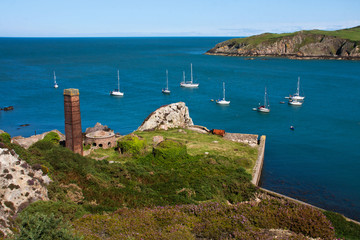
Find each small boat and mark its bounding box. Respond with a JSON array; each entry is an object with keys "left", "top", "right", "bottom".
[
  {"left": 162, "top": 69, "right": 171, "bottom": 94},
  {"left": 288, "top": 99, "right": 303, "bottom": 106},
  {"left": 53, "top": 71, "right": 58, "bottom": 88},
  {"left": 180, "top": 63, "right": 199, "bottom": 88},
  {"left": 257, "top": 87, "right": 270, "bottom": 113},
  {"left": 216, "top": 82, "right": 230, "bottom": 105},
  {"left": 279, "top": 101, "right": 285, "bottom": 104},
  {"left": 286, "top": 77, "right": 305, "bottom": 101},
  {"left": 110, "top": 70, "right": 124, "bottom": 96},
  {"left": 290, "top": 126, "right": 295, "bottom": 130}
]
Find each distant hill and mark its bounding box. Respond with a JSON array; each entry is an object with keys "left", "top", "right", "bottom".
[{"left": 206, "top": 26, "right": 360, "bottom": 59}]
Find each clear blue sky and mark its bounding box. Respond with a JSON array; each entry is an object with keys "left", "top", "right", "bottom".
[{"left": 1, "top": 0, "right": 359, "bottom": 37}]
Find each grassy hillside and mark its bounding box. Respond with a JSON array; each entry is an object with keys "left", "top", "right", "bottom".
[
  {"left": 2, "top": 130, "right": 360, "bottom": 239},
  {"left": 228, "top": 25, "right": 360, "bottom": 46}
]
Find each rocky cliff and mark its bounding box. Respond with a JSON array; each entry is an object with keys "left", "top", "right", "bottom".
[
  {"left": 0, "top": 147, "right": 50, "bottom": 237},
  {"left": 206, "top": 27, "right": 360, "bottom": 59},
  {"left": 137, "top": 102, "right": 194, "bottom": 131}
]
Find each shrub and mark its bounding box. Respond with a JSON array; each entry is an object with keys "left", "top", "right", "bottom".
[
  {"left": 117, "top": 135, "right": 146, "bottom": 155},
  {"left": 0, "top": 133, "right": 11, "bottom": 143},
  {"left": 42, "top": 132, "right": 60, "bottom": 144},
  {"left": 152, "top": 140, "right": 187, "bottom": 161},
  {"left": 19, "top": 200, "right": 87, "bottom": 222},
  {"left": 14, "top": 212, "right": 82, "bottom": 240}
]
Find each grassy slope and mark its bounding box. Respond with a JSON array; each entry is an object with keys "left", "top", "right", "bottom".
[{"left": 227, "top": 25, "right": 360, "bottom": 46}]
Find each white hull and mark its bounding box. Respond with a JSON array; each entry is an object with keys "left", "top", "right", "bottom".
[
  {"left": 291, "top": 95, "right": 305, "bottom": 100},
  {"left": 162, "top": 89, "right": 171, "bottom": 94},
  {"left": 180, "top": 82, "right": 199, "bottom": 88},
  {"left": 257, "top": 107, "right": 270, "bottom": 113},
  {"left": 110, "top": 91, "right": 124, "bottom": 96},
  {"left": 288, "top": 100, "right": 302, "bottom": 106},
  {"left": 54, "top": 83, "right": 58, "bottom": 88},
  {"left": 216, "top": 99, "right": 230, "bottom": 105}
]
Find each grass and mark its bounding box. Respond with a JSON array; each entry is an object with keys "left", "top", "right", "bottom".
[
  {"left": 135, "top": 128, "right": 258, "bottom": 174},
  {"left": 225, "top": 25, "right": 360, "bottom": 48}
]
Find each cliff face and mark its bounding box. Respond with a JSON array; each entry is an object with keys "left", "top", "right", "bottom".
[
  {"left": 206, "top": 31, "right": 360, "bottom": 59},
  {"left": 0, "top": 147, "right": 51, "bottom": 236}
]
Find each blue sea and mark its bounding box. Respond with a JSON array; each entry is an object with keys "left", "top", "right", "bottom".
[{"left": 1, "top": 37, "right": 360, "bottom": 220}]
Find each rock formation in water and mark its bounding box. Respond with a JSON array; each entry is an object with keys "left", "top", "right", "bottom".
[
  {"left": 137, "top": 102, "right": 194, "bottom": 131},
  {"left": 206, "top": 26, "right": 360, "bottom": 59},
  {"left": 0, "top": 147, "right": 51, "bottom": 236}
]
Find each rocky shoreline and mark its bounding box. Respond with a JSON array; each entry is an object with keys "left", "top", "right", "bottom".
[{"left": 206, "top": 27, "right": 360, "bottom": 60}]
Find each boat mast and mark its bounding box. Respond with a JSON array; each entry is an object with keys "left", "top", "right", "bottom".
[
  {"left": 223, "top": 82, "right": 226, "bottom": 100},
  {"left": 117, "top": 70, "right": 120, "bottom": 91},
  {"left": 183, "top": 71, "right": 185, "bottom": 83},
  {"left": 296, "top": 76, "right": 300, "bottom": 96},
  {"left": 264, "top": 87, "right": 267, "bottom": 107},
  {"left": 53, "top": 71, "right": 56, "bottom": 83},
  {"left": 190, "top": 63, "right": 193, "bottom": 84},
  {"left": 166, "top": 69, "right": 168, "bottom": 89}
]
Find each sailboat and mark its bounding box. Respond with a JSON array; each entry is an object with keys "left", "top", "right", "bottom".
[
  {"left": 216, "top": 82, "right": 230, "bottom": 105},
  {"left": 286, "top": 77, "right": 304, "bottom": 105},
  {"left": 53, "top": 71, "right": 58, "bottom": 88},
  {"left": 180, "top": 63, "right": 199, "bottom": 88},
  {"left": 256, "top": 87, "right": 270, "bottom": 113},
  {"left": 162, "top": 69, "right": 171, "bottom": 94},
  {"left": 110, "top": 70, "right": 124, "bottom": 96}
]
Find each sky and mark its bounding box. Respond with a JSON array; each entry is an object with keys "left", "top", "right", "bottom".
[{"left": 0, "top": 0, "right": 359, "bottom": 37}]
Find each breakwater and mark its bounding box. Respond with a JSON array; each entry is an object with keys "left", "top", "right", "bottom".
[{"left": 252, "top": 135, "right": 266, "bottom": 186}]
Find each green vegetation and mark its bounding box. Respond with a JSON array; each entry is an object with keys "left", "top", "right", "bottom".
[
  {"left": 117, "top": 134, "right": 146, "bottom": 156},
  {"left": 12, "top": 212, "right": 82, "bottom": 240},
  {"left": 1, "top": 129, "right": 359, "bottom": 239},
  {"left": 226, "top": 25, "right": 360, "bottom": 48},
  {"left": 135, "top": 129, "right": 257, "bottom": 174},
  {"left": 324, "top": 211, "right": 360, "bottom": 240},
  {"left": 0, "top": 132, "right": 11, "bottom": 143},
  {"left": 73, "top": 196, "right": 335, "bottom": 239},
  {"left": 42, "top": 132, "right": 60, "bottom": 144}
]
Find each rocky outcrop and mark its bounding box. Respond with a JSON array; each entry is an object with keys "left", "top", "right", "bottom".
[
  {"left": 0, "top": 147, "right": 50, "bottom": 236},
  {"left": 206, "top": 28, "right": 360, "bottom": 60},
  {"left": 85, "top": 122, "right": 112, "bottom": 134},
  {"left": 11, "top": 130, "right": 65, "bottom": 149},
  {"left": 137, "top": 102, "right": 194, "bottom": 131}
]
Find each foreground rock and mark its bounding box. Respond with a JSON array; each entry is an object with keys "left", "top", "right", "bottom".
[
  {"left": 206, "top": 26, "right": 360, "bottom": 60},
  {"left": 11, "top": 130, "right": 65, "bottom": 149},
  {"left": 137, "top": 102, "right": 194, "bottom": 131},
  {"left": 0, "top": 147, "right": 50, "bottom": 237}
]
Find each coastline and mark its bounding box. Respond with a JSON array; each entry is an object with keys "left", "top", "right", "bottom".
[
  {"left": 252, "top": 135, "right": 360, "bottom": 226},
  {"left": 205, "top": 52, "right": 360, "bottom": 60}
]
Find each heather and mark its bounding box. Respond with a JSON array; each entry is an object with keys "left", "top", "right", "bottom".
[{"left": 73, "top": 193, "right": 336, "bottom": 239}]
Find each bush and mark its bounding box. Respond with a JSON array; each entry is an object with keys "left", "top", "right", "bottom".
[
  {"left": 117, "top": 135, "right": 146, "bottom": 155},
  {"left": 152, "top": 140, "right": 187, "bottom": 161},
  {"left": 14, "top": 212, "right": 82, "bottom": 240},
  {"left": 18, "top": 200, "right": 87, "bottom": 222},
  {"left": 42, "top": 132, "right": 60, "bottom": 144},
  {"left": 0, "top": 133, "right": 11, "bottom": 143}
]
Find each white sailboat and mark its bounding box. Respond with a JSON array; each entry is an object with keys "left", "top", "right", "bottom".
[
  {"left": 180, "top": 63, "right": 199, "bottom": 88},
  {"left": 162, "top": 69, "right": 171, "bottom": 94},
  {"left": 257, "top": 87, "right": 270, "bottom": 113},
  {"left": 216, "top": 82, "right": 230, "bottom": 105},
  {"left": 53, "top": 71, "right": 58, "bottom": 88},
  {"left": 288, "top": 77, "right": 304, "bottom": 105},
  {"left": 110, "top": 70, "right": 124, "bottom": 96}
]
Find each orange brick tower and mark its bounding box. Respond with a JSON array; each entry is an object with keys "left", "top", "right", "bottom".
[{"left": 64, "top": 88, "right": 83, "bottom": 155}]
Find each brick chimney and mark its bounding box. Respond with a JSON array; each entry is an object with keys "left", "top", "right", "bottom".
[{"left": 64, "top": 88, "right": 83, "bottom": 155}]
